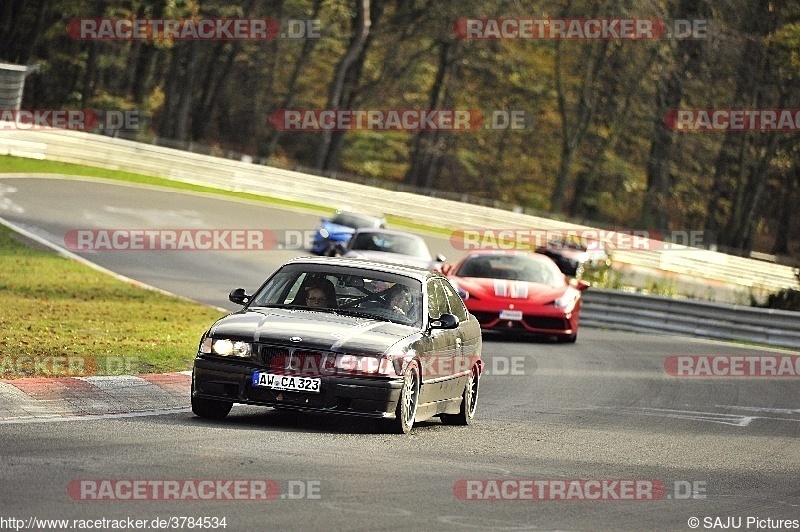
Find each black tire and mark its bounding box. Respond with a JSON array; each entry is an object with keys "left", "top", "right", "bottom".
[
  {"left": 191, "top": 395, "right": 232, "bottom": 419},
  {"left": 441, "top": 366, "right": 479, "bottom": 426},
  {"left": 391, "top": 360, "right": 420, "bottom": 434}
]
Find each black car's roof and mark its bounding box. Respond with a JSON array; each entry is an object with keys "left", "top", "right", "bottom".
[{"left": 284, "top": 256, "right": 437, "bottom": 282}]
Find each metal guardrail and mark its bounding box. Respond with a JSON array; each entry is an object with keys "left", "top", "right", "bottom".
[
  {"left": 0, "top": 126, "right": 798, "bottom": 295},
  {"left": 581, "top": 289, "right": 800, "bottom": 350}
]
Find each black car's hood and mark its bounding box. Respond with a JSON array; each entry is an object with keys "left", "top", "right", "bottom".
[{"left": 210, "top": 307, "right": 417, "bottom": 356}]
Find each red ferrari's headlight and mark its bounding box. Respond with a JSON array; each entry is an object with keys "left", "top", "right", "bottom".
[{"left": 554, "top": 294, "right": 577, "bottom": 312}]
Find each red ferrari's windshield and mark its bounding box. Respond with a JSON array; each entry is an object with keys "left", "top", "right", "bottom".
[{"left": 455, "top": 254, "right": 563, "bottom": 286}]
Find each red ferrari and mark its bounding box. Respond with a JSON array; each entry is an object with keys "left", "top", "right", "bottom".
[{"left": 444, "top": 251, "right": 589, "bottom": 342}]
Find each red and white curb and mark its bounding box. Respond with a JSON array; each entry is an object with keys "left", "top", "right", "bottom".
[{"left": 0, "top": 371, "right": 192, "bottom": 423}]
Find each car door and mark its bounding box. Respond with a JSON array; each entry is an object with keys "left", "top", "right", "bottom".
[
  {"left": 438, "top": 278, "right": 477, "bottom": 397},
  {"left": 418, "top": 278, "right": 461, "bottom": 404}
]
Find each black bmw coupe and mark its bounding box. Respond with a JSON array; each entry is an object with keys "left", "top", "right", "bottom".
[{"left": 191, "top": 257, "right": 482, "bottom": 434}]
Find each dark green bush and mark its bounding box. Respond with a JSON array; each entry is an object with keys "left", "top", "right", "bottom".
[{"left": 753, "top": 268, "right": 800, "bottom": 311}]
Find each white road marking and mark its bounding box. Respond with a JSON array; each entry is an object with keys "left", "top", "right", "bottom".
[
  {"left": 0, "top": 184, "right": 24, "bottom": 213},
  {"left": 714, "top": 405, "right": 800, "bottom": 415},
  {"left": 0, "top": 216, "right": 227, "bottom": 312},
  {"left": 0, "top": 407, "right": 192, "bottom": 425},
  {"left": 320, "top": 501, "right": 414, "bottom": 517},
  {"left": 588, "top": 405, "right": 800, "bottom": 427}
]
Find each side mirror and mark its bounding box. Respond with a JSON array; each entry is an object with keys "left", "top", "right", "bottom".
[
  {"left": 429, "top": 313, "right": 459, "bottom": 330},
  {"left": 229, "top": 288, "right": 251, "bottom": 305},
  {"left": 570, "top": 279, "right": 590, "bottom": 291},
  {"left": 440, "top": 263, "right": 453, "bottom": 276}
]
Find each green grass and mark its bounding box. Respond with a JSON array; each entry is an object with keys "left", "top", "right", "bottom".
[{"left": 0, "top": 225, "right": 226, "bottom": 378}]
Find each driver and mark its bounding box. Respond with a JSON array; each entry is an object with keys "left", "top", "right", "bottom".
[
  {"left": 300, "top": 278, "right": 337, "bottom": 308},
  {"left": 386, "top": 284, "right": 418, "bottom": 319}
]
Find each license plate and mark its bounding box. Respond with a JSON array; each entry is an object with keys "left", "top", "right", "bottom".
[
  {"left": 499, "top": 309, "right": 523, "bottom": 321},
  {"left": 252, "top": 372, "right": 321, "bottom": 393}
]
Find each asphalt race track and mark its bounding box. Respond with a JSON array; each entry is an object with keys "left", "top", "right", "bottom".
[{"left": 1, "top": 175, "right": 799, "bottom": 531}]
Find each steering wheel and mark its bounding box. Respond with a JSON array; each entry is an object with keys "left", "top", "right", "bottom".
[{"left": 339, "top": 290, "right": 387, "bottom": 309}]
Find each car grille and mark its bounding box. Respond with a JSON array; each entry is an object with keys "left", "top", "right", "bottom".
[
  {"left": 258, "top": 346, "right": 289, "bottom": 367},
  {"left": 471, "top": 312, "right": 568, "bottom": 331},
  {"left": 522, "top": 316, "right": 568, "bottom": 330},
  {"left": 257, "top": 344, "right": 335, "bottom": 376},
  {"left": 471, "top": 311, "right": 498, "bottom": 325}
]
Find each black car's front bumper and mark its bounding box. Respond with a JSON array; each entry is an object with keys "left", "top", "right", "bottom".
[{"left": 192, "top": 357, "right": 404, "bottom": 419}]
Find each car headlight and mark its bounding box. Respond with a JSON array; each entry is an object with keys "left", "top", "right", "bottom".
[
  {"left": 201, "top": 338, "right": 252, "bottom": 358},
  {"left": 334, "top": 354, "right": 394, "bottom": 376},
  {"left": 554, "top": 295, "right": 576, "bottom": 312},
  {"left": 319, "top": 228, "right": 329, "bottom": 238}
]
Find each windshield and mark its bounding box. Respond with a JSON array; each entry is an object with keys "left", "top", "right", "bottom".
[
  {"left": 329, "top": 212, "right": 379, "bottom": 229},
  {"left": 350, "top": 232, "right": 431, "bottom": 259},
  {"left": 248, "top": 263, "right": 423, "bottom": 327},
  {"left": 455, "top": 254, "right": 563, "bottom": 286}
]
